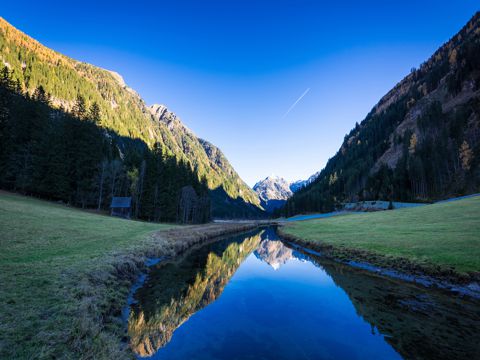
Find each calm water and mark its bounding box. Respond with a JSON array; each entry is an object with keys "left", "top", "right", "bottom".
[{"left": 127, "top": 228, "right": 480, "bottom": 360}]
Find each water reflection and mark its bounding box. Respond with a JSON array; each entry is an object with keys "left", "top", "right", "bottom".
[
  {"left": 302, "top": 250, "right": 480, "bottom": 360},
  {"left": 128, "top": 230, "right": 262, "bottom": 357},
  {"left": 254, "top": 235, "right": 293, "bottom": 270},
  {"left": 127, "top": 228, "right": 480, "bottom": 359}
]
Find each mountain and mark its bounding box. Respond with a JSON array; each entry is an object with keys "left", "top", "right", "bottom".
[
  {"left": 289, "top": 180, "right": 307, "bottom": 193},
  {"left": 0, "top": 67, "right": 212, "bottom": 222},
  {"left": 128, "top": 232, "right": 262, "bottom": 356},
  {"left": 252, "top": 172, "right": 321, "bottom": 212},
  {"left": 290, "top": 171, "right": 320, "bottom": 192},
  {"left": 253, "top": 175, "right": 292, "bottom": 212},
  {"left": 254, "top": 238, "right": 294, "bottom": 270},
  {"left": 0, "top": 17, "right": 262, "bottom": 218},
  {"left": 284, "top": 12, "right": 480, "bottom": 216}
]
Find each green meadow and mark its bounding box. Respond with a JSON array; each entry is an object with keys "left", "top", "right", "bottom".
[
  {"left": 282, "top": 197, "right": 480, "bottom": 273},
  {"left": 0, "top": 192, "right": 174, "bottom": 359}
]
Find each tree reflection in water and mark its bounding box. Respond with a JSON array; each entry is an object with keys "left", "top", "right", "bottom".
[
  {"left": 127, "top": 228, "right": 480, "bottom": 360},
  {"left": 128, "top": 230, "right": 263, "bottom": 357}
]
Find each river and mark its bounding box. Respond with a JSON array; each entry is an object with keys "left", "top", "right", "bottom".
[{"left": 126, "top": 227, "right": 480, "bottom": 359}]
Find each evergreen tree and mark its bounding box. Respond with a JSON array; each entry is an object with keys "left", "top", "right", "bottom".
[
  {"left": 72, "top": 94, "right": 87, "bottom": 119},
  {"left": 89, "top": 102, "right": 101, "bottom": 124},
  {"left": 32, "top": 85, "right": 50, "bottom": 104},
  {"left": 0, "top": 66, "right": 13, "bottom": 90}
]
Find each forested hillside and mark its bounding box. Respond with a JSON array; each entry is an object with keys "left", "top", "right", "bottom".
[
  {"left": 284, "top": 12, "right": 480, "bottom": 216},
  {"left": 0, "top": 73, "right": 211, "bottom": 223},
  {"left": 0, "top": 17, "right": 262, "bottom": 218}
]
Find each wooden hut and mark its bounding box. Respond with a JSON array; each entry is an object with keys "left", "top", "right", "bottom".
[{"left": 110, "top": 197, "right": 131, "bottom": 219}]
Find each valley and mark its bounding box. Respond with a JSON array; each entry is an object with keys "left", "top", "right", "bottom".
[
  {"left": 0, "top": 17, "right": 262, "bottom": 220},
  {"left": 0, "top": 6, "right": 479, "bottom": 360}
]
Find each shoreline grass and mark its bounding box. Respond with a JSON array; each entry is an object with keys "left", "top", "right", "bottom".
[
  {"left": 280, "top": 196, "right": 480, "bottom": 274},
  {"left": 0, "top": 192, "right": 257, "bottom": 359}
]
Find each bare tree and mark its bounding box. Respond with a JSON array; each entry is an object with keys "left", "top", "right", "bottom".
[
  {"left": 110, "top": 159, "right": 122, "bottom": 199},
  {"left": 97, "top": 159, "right": 108, "bottom": 210}
]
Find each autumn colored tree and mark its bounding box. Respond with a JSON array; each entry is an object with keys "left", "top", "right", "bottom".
[{"left": 459, "top": 140, "right": 474, "bottom": 171}]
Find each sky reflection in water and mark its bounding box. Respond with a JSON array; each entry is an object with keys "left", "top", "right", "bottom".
[{"left": 128, "top": 228, "right": 479, "bottom": 360}]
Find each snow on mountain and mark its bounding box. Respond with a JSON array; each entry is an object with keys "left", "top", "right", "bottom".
[
  {"left": 252, "top": 171, "right": 320, "bottom": 212},
  {"left": 253, "top": 175, "right": 292, "bottom": 212},
  {"left": 254, "top": 238, "right": 294, "bottom": 270},
  {"left": 290, "top": 171, "right": 320, "bottom": 192}
]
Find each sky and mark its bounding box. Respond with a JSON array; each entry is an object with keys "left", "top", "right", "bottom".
[{"left": 2, "top": 1, "right": 479, "bottom": 186}]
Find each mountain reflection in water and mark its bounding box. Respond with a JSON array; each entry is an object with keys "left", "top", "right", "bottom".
[
  {"left": 128, "top": 231, "right": 263, "bottom": 357},
  {"left": 127, "top": 228, "right": 480, "bottom": 360}
]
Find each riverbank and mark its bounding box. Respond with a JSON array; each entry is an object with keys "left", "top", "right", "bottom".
[
  {"left": 0, "top": 192, "right": 259, "bottom": 359},
  {"left": 279, "top": 196, "right": 480, "bottom": 296}
]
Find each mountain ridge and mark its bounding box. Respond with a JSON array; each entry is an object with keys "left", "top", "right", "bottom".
[
  {"left": 0, "top": 17, "right": 262, "bottom": 217},
  {"left": 289, "top": 171, "right": 320, "bottom": 192},
  {"left": 284, "top": 12, "right": 480, "bottom": 216},
  {"left": 253, "top": 173, "right": 323, "bottom": 213}
]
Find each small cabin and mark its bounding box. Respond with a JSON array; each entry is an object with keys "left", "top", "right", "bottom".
[{"left": 110, "top": 197, "right": 132, "bottom": 219}]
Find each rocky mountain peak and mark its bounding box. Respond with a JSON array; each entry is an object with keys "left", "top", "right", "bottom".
[
  {"left": 253, "top": 175, "right": 292, "bottom": 213},
  {"left": 148, "top": 104, "right": 192, "bottom": 133},
  {"left": 253, "top": 175, "right": 292, "bottom": 202},
  {"left": 252, "top": 171, "right": 321, "bottom": 212},
  {"left": 254, "top": 239, "right": 294, "bottom": 270},
  {"left": 149, "top": 104, "right": 176, "bottom": 121}
]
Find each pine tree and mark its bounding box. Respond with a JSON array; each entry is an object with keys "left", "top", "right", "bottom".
[
  {"left": 0, "top": 77, "right": 213, "bottom": 222},
  {"left": 72, "top": 94, "right": 87, "bottom": 119},
  {"left": 89, "top": 102, "right": 101, "bottom": 124},
  {"left": 0, "top": 66, "right": 13, "bottom": 90},
  {"left": 33, "top": 85, "right": 50, "bottom": 104}
]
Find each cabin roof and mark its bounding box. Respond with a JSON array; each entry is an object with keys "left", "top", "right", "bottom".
[{"left": 110, "top": 197, "right": 131, "bottom": 208}]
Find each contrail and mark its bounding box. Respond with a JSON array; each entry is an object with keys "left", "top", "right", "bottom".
[{"left": 282, "top": 88, "right": 310, "bottom": 119}]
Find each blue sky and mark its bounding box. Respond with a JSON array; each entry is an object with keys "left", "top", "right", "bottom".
[{"left": 2, "top": 1, "right": 478, "bottom": 186}]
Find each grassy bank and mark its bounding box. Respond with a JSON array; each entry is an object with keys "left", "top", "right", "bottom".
[
  {"left": 0, "top": 192, "right": 258, "bottom": 359},
  {"left": 280, "top": 196, "right": 480, "bottom": 277}
]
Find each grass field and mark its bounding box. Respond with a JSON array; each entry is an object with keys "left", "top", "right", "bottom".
[
  {"left": 0, "top": 192, "right": 258, "bottom": 359},
  {"left": 281, "top": 196, "right": 480, "bottom": 273},
  {"left": 0, "top": 192, "right": 176, "bottom": 359}
]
